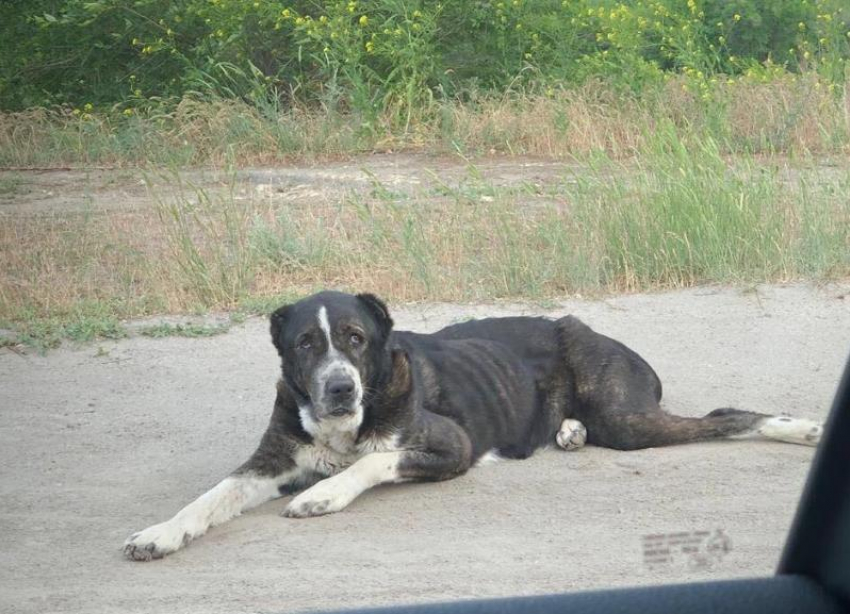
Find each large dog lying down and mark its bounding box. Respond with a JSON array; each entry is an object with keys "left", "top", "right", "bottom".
[{"left": 124, "top": 291, "right": 822, "bottom": 560}]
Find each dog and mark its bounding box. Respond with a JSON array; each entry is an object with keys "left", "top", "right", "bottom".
[{"left": 124, "top": 290, "right": 823, "bottom": 560}]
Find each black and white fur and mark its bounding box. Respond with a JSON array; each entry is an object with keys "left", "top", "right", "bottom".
[{"left": 124, "top": 291, "right": 822, "bottom": 561}]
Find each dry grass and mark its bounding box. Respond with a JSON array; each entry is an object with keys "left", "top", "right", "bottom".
[
  {"left": 1, "top": 76, "right": 848, "bottom": 169},
  {"left": 2, "top": 147, "right": 848, "bottom": 335},
  {"left": 1, "top": 76, "right": 848, "bottom": 347}
]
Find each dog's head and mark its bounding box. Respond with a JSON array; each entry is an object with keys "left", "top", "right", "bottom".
[{"left": 269, "top": 291, "right": 394, "bottom": 428}]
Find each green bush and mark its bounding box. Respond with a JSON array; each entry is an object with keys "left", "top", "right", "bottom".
[{"left": 1, "top": 0, "right": 848, "bottom": 113}]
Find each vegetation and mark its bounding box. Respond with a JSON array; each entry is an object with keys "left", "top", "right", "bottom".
[
  {"left": 0, "top": 1, "right": 848, "bottom": 348},
  {"left": 1, "top": 0, "right": 849, "bottom": 166},
  {"left": 3, "top": 0, "right": 849, "bottom": 109},
  {"left": 2, "top": 134, "right": 847, "bottom": 349}
]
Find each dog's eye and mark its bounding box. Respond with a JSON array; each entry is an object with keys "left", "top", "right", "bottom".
[
  {"left": 296, "top": 337, "right": 312, "bottom": 350},
  {"left": 349, "top": 332, "right": 364, "bottom": 346}
]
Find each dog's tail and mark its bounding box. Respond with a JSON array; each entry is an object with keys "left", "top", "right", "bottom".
[{"left": 588, "top": 407, "right": 823, "bottom": 451}]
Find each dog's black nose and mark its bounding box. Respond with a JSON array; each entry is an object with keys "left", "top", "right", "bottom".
[{"left": 326, "top": 375, "right": 355, "bottom": 400}]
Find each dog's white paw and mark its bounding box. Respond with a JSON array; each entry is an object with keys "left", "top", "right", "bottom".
[
  {"left": 283, "top": 477, "right": 357, "bottom": 518},
  {"left": 123, "top": 521, "right": 188, "bottom": 561},
  {"left": 556, "top": 419, "right": 587, "bottom": 451}
]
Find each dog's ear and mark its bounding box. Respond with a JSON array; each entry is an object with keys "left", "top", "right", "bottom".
[
  {"left": 357, "top": 293, "right": 393, "bottom": 340},
  {"left": 269, "top": 304, "right": 291, "bottom": 355},
  {"left": 385, "top": 348, "right": 412, "bottom": 400}
]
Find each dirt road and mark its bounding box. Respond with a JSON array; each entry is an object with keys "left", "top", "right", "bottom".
[{"left": 1, "top": 284, "right": 848, "bottom": 614}]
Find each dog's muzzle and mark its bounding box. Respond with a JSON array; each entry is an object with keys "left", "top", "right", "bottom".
[{"left": 322, "top": 374, "right": 358, "bottom": 417}]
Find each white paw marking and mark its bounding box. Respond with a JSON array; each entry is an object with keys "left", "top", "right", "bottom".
[
  {"left": 283, "top": 451, "right": 403, "bottom": 518},
  {"left": 123, "top": 473, "right": 292, "bottom": 561},
  {"left": 283, "top": 476, "right": 358, "bottom": 518},
  {"left": 124, "top": 520, "right": 188, "bottom": 561},
  {"left": 475, "top": 449, "right": 503, "bottom": 467},
  {"left": 758, "top": 416, "right": 823, "bottom": 447},
  {"left": 556, "top": 419, "right": 587, "bottom": 451}
]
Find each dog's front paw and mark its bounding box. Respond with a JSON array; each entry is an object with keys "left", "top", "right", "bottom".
[
  {"left": 123, "top": 521, "right": 188, "bottom": 561},
  {"left": 282, "top": 478, "right": 356, "bottom": 518},
  {"left": 556, "top": 419, "right": 587, "bottom": 451}
]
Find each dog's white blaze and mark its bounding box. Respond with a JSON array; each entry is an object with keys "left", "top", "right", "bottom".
[
  {"left": 124, "top": 471, "right": 296, "bottom": 558},
  {"left": 475, "top": 449, "right": 503, "bottom": 467},
  {"left": 313, "top": 306, "right": 364, "bottom": 426},
  {"left": 285, "top": 452, "right": 404, "bottom": 517},
  {"left": 317, "top": 305, "right": 335, "bottom": 352},
  {"left": 731, "top": 416, "right": 822, "bottom": 446}
]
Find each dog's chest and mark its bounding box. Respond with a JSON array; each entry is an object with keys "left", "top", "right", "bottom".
[{"left": 295, "top": 430, "right": 400, "bottom": 476}]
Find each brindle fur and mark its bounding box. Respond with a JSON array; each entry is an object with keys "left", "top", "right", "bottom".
[
  {"left": 123, "top": 290, "right": 814, "bottom": 561},
  {"left": 241, "top": 291, "right": 767, "bottom": 488}
]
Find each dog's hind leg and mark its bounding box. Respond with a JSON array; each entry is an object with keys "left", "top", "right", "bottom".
[{"left": 553, "top": 315, "right": 822, "bottom": 451}]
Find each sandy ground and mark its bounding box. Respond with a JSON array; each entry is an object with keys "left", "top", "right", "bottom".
[{"left": 1, "top": 283, "right": 849, "bottom": 614}]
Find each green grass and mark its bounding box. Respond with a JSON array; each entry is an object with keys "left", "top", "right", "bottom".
[
  {"left": 236, "top": 292, "right": 310, "bottom": 316},
  {"left": 0, "top": 174, "right": 26, "bottom": 196},
  {"left": 149, "top": 169, "right": 255, "bottom": 307},
  {"left": 564, "top": 127, "right": 839, "bottom": 289},
  {"left": 1, "top": 306, "right": 127, "bottom": 352},
  {"left": 2, "top": 310, "right": 250, "bottom": 351},
  {"left": 137, "top": 322, "right": 232, "bottom": 338}
]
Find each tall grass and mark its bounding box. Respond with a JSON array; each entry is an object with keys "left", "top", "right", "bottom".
[
  {"left": 150, "top": 171, "right": 255, "bottom": 306},
  {"left": 1, "top": 76, "right": 848, "bottom": 168},
  {"left": 1, "top": 130, "right": 847, "bottom": 335},
  {"left": 572, "top": 128, "right": 809, "bottom": 289}
]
